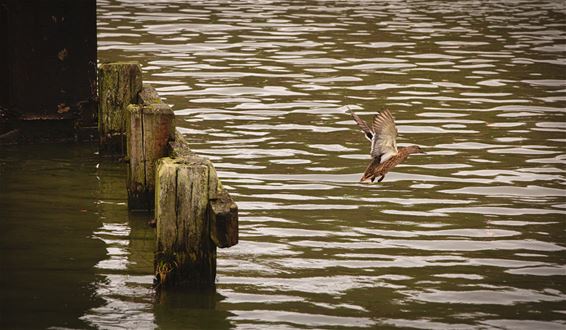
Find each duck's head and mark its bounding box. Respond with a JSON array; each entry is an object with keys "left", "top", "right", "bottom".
[{"left": 407, "top": 145, "right": 426, "bottom": 154}]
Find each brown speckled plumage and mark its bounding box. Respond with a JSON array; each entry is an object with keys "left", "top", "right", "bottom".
[
  {"left": 350, "top": 109, "right": 424, "bottom": 183},
  {"left": 360, "top": 146, "right": 423, "bottom": 182}
]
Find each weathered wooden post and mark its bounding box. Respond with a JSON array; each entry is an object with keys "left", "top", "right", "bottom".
[
  {"left": 126, "top": 84, "right": 175, "bottom": 210},
  {"left": 154, "top": 136, "right": 238, "bottom": 289},
  {"left": 112, "top": 66, "right": 238, "bottom": 289},
  {"left": 98, "top": 62, "right": 142, "bottom": 155}
]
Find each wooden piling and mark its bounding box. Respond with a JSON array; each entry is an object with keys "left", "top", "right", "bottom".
[
  {"left": 126, "top": 84, "right": 174, "bottom": 211},
  {"left": 98, "top": 62, "right": 142, "bottom": 155},
  {"left": 154, "top": 135, "right": 238, "bottom": 289},
  {"left": 154, "top": 156, "right": 215, "bottom": 288},
  {"left": 105, "top": 66, "right": 239, "bottom": 289}
]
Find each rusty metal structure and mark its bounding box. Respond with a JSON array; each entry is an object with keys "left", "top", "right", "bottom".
[{"left": 0, "top": 0, "right": 97, "bottom": 143}]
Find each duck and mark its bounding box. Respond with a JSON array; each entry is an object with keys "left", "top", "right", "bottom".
[{"left": 350, "top": 109, "right": 425, "bottom": 183}]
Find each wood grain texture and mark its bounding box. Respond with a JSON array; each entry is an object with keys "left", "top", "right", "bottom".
[
  {"left": 155, "top": 157, "right": 178, "bottom": 253},
  {"left": 98, "top": 62, "right": 142, "bottom": 155},
  {"left": 126, "top": 102, "right": 174, "bottom": 210},
  {"left": 141, "top": 104, "right": 175, "bottom": 210},
  {"left": 155, "top": 157, "right": 217, "bottom": 288},
  {"left": 126, "top": 104, "right": 145, "bottom": 209}
]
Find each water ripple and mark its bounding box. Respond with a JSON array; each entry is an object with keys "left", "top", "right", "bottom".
[{"left": 94, "top": 0, "right": 566, "bottom": 329}]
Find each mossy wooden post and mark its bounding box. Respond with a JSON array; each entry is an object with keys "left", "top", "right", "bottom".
[
  {"left": 154, "top": 135, "right": 238, "bottom": 290},
  {"left": 98, "top": 62, "right": 142, "bottom": 156},
  {"left": 126, "top": 84, "right": 174, "bottom": 210},
  {"left": 155, "top": 156, "right": 216, "bottom": 288}
]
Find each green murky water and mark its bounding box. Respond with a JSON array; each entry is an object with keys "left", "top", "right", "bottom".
[{"left": 2, "top": 0, "right": 566, "bottom": 329}]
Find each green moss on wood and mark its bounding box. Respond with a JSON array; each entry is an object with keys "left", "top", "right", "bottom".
[
  {"left": 155, "top": 156, "right": 217, "bottom": 288},
  {"left": 98, "top": 62, "right": 143, "bottom": 155},
  {"left": 139, "top": 84, "right": 162, "bottom": 105}
]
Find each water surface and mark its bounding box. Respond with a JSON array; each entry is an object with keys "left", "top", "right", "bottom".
[{"left": 2, "top": 0, "right": 566, "bottom": 329}]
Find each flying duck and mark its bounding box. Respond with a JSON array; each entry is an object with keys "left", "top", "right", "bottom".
[{"left": 350, "top": 109, "right": 425, "bottom": 183}]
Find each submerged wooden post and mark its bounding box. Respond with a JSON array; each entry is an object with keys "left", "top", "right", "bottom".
[
  {"left": 98, "top": 62, "right": 142, "bottom": 155},
  {"left": 154, "top": 135, "right": 238, "bottom": 289},
  {"left": 126, "top": 85, "right": 174, "bottom": 210}
]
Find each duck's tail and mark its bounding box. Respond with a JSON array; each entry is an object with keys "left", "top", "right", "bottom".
[{"left": 360, "top": 157, "right": 382, "bottom": 183}]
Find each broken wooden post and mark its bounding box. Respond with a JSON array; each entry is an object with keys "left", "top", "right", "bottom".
[
  {"left": 154, "top": 135, "right": 238, "bottom": 289},
  {"left": 98, "top": 62, "right": 142, "bottom": 155},
  {"left": 209, "top": 190, "right": 238, "bottom": 248},
  {"left": 126, "top": 84, "right": 174, "bottom": 211}
]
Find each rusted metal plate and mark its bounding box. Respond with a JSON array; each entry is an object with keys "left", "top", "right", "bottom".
[
  {"left": 19, "top": 113, "right": 77, "bottom": 121},
  {"left": 0, "top": 0, "right": 97, "bottom": 141}
]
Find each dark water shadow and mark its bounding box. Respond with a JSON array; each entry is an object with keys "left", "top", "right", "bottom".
[{"left": 0, "top": 144, "right": 107, "bottom": 329}]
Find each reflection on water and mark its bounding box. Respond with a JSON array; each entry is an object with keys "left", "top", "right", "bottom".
[
  {"left": 0, "top": 145, "right": 108, "bottom": 329},
  {"left": 2, "top": 0, "right": 566, "bottom": 329}
]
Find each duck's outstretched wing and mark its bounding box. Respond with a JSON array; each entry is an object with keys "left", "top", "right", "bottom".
[
  {"left": 350, "top": 111, "right": 373, "bottom": 141},
  {"left": 370, "top": 109, "right": 398, "bottom": 162}
]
